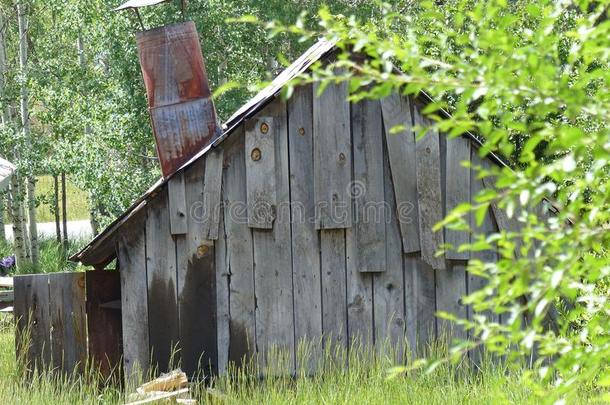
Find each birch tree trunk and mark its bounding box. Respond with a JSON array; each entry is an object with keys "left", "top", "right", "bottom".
[
  {"left": 18, "top": 1, "right": 38, "bottom": 265},
  {"left": 53, "top": 174, "right": 61, "bottom": 243},
  {"left": 0, "top": 193, "right": 5, "bottom": 243},
  {"left": 61, "top": 171, "right": 68, "bottom": 251},
  {"left": 8, "top": 178, "right": 28, "bottom": 267}
]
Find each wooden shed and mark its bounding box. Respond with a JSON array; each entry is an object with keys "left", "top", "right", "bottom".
[{"left": 70, "top": 37, "right": 521, "bottom": 379}]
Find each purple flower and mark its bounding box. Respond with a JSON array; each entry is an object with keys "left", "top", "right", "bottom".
[{"left": 0, "top": 255, "right": 15, "bottom": 270}]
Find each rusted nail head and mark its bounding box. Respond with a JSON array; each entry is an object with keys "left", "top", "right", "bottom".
[
  {"left": 260, "top": 122, "right": 269, "bottom": 134},
  {"left": 251, "top": 148, "right": 262, "bottom": 161},
  {"left": 298, "top": 127, "right": 305, "bottom": 135}
]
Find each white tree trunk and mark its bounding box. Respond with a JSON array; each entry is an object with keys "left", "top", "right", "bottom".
[
  {"left": 18, "top": 2, "right": 38, "bottom": 265},
  {"left": 8, "top": 178, "right": 28, "bottom": 267},
  {"left": 0, "top": 192, "right": 6, "bottom": 243}
]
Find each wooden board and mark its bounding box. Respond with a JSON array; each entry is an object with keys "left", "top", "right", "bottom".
[
  {"left": 168, "top": 173, "right": 188, "bottom": 235},
  {"left": 345, "top": 228, "right": 373, "bottom": 349},
  {"left": 374, "top": 144, "right": 407, "bottom": 360},
  {"left": 444, "top": 135, "right": 471, "bottom": 260},
  {"left": 202, "top": 148, "right": 224, "bottom": 240},
  {"left": 117, "top": 211, "right": 150, "bottom": 381},
  {"left": 252, "top": 100, "right": 294, "bottom": 373},
  {"left": 320, "top": 229, "right": 347, "bottom": 350},
  {"left": 49, "top": 272, "right": 87, "bottom": 374},
  {"left": 413, "top": 108, "right": 445, "bottom": 270},
  {"left": 245, "top": 116, "right": 277, "bottom": 229},
  {"left": 221, "top": 130, "right": 257, "bottom": 366},
  {"left": 435, "top": 263, "right": 467, "bottom": 342},
  {"left": 146, "top": 191, "right": 179, "bottom": 373},
  {"left": 313, "top": 79, "right": 352, "bottom": 229},
  {"left": 351, "top": 99, "right": 386, "bottom": 272},
  {"left": 176, "top": 157, "right": 218, "bottom": 378},
  {"left": 380, "top": 93, "right": 420, "bottom": 253},
  {"left": 287, "top": 84, "right": 322, "bottom": 371},
  {"left": 407, "top": 256, "right": 436, "bottom": 353},
  {"left": 86, "top": 269, "right": 122, "bottom": 379},
  {"left": 215, "top": 205, "right": 230, "bottom": 374},
  {"left": 13, "top": 274, "right": 51, "bottom": 372}
]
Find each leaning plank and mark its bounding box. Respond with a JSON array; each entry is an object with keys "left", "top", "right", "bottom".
[
  {"left": 380, "top": 93, "right": 420, "bottom": 253},
  {"left": 222, "top": 130, "right": 257, "bottom": 366},
  {"left": 374, "top": 145, "right": 406, "bottom": 360},
  {"left": 245, "top": 116, "right": 276, "bottom": 229},
  {"left": 49, "top": 272, "right": 87, "bottom": 374},
  {"left": 435, "top": 263, "right": 467, "bottom": 342},
  {"left": 168, "top": 173, "right": 188, "bottom": 235},
  {"left": 351, "top": 99, "right": 386, "bottom": 272},
  {"left": 86, "top": 269, "right": 122, "bottom": 379},
  {"left": 176, "top": 157, "right": 218, "bottom": 378},
  {"left": 321, "top": 229, "right": 348, "bottom": 351},
  {"left": 202, "top": 148, "right": 224, "bottom": 240},
  {"left": 117, "top": 210, "right": 150, "bottom": 382},
  {"left": 14, "top": 274, "right": 51, "bottom": 372},
  {"left": 287, "top": 84, "right": 322, "bottom": 372},
  {"left": 313, "top": 79, "right": 352, "bottom": 229},
  {"left": 444, "top": 135, "right": 471, "bottom": 260},
  {"left": 252, "top": 99, "right": 295, "bottom": 373},
  {"left": 413, "top": 106, "right": 446, "bottom": 270},
  {"left": 146, "top": 191, "right": 179, "bottom": 374}
]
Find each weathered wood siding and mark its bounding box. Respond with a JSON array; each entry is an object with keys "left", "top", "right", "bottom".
[{"left": 115, "top": 88, "right": 512, "bottom": 377}]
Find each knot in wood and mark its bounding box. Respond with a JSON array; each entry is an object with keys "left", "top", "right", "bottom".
[
  {"left": 260, "top": 122, "right": 269, "bottom": 134},
  {"left": 251, "top": 148, "right": 261, "bottom": 161},
  {"left": 338, "top": 152, "right": 346, "bottom": 162},
  {"left": 298, "top": 127, "right": 305, "bottom": 135},
  {"left": 197, "top": 244, "right": 209, "bottom": 257}
]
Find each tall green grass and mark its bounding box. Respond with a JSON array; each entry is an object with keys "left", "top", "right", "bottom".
[{"left": 0, "top": 238, "right": 86, "bottom": 275}]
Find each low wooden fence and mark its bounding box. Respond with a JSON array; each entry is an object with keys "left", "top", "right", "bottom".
[{"left": 13, "top": 270, "right": 122, "bottom": 377}]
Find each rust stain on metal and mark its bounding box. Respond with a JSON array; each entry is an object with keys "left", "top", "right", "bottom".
[{"left": 137, "top": 21, "right": 220, "bottom": 178}]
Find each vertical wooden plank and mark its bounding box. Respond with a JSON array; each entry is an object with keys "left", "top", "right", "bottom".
[
  {"left": 380, "top": 93, "right": 420, "bottom": 253},
  {"left": 445, "top": 135, "right": 471, "bottom": 260},
  {"left": 374, "top": 142, "right": 407, "bottom": 360},
  {"left": 202, "top": 148, "right": 224, "bottom": 240},
  {"left": 413, "top": 106, "right": 446, "bottom": 270},
  {"left": 469, "top": 151, "right": 499, "bottom": 364},
  {"left": 50, "top": 272, "right": 87, "bottom": 374},
  {"left": 407, "top": 257, "right": 436, "bottom": 353},
  {"left": 252, "top": 99, "right": 294, "bottom": 373},
  {"left": 345, "top": 230, "right": 373, "bottom": 348},
  {"left": 176, "top": 157, "right": 218, "bottom": 378},
  {"left": 168, "top": 173, "right": 188, "bottom": 235},
  {"left": 321, "top": 229, "right": 347, "bottom": 349},
  {"left": 222, "top": 129, "right": 256, "bottom": 366},
  {"left": 117, "top": 212, "right": 149, "bottom": 381},
  {"left": 435, "top": 263, "right": 467, "bottom": 342},
  {"left": 287, "top": 84, "right": 322, "bottom": 371},
  {"left": 86, "top": 269, "right": 122, "bottom": 379},
  {"left": 215, "top": 204, "right": 230, "bottom": 375},
  {"left": 245, "top": 116, "right": 276, "bottom": 229},
  {"left": 146, "top": 191, "right": 179, "bottom": 373},
  {"left": 313, "top": 80, "right": 352, "bottom": 229},
  {"left": 351, "top": 99, "right": 386, "bottom": 273},
  {"left": 14, "top": 274, "right": 51, "bottom": 372}
]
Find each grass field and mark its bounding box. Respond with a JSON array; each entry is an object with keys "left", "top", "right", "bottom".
[{"left": 3, "top": 175, "right": 90, "bottom": 224}]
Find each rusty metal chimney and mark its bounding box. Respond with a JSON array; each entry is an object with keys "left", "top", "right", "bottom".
[{"left": 135, "top": 21, "right": 221, "bottom": 178}]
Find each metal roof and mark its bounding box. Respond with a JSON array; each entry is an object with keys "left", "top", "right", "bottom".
[{"left": 113, "top": 0, "right": 170, "bottom": 12}]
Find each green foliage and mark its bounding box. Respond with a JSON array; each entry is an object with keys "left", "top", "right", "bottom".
[{"left": 254, "top": 1, "right": 610, "bottom": 402}]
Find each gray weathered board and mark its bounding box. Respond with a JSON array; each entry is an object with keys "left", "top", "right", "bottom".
[
  {"left": 313, "top": 80, "right": 352, "bottom": 229},
  {"left": 202, "top": 147, "right": 224, "bottom": 240},
  {"left": 168, "top": 173, "right": 188, "bottom": 235},
  {"left": 380, "top": 93, "right": 420, "bottom": 253},
  {"left": 245, "top": 116, "right": 277, "bottom": 229},
  {"left": 413, "top": 107, "right": 445, "bottom": 270},
  {"left": 252, "top": 99, "right": 294, "bottom": 373},
  {"left": 287, "top": 84, "right": 322, "bottom": 371},
  {"left": 117, "top": 211, "right": 150, "bottom": 380},
  {"left": 146, "top": 192, "right": 179, "bottom": 373},
  {"left": 444, "top": 135, "right": 471, "bottom": 260}
]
